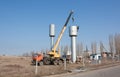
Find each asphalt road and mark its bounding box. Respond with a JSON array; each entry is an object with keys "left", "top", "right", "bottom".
[{"left": 45, "top": 65, "right": 120, "bottom": 77}]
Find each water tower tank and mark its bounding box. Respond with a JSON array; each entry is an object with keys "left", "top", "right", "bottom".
[
  {"left": 69, "top": 26, "right": 78, "bottom": 37},
  {"left": 49, "top": 24, "right": 55, "bottom": 37}
]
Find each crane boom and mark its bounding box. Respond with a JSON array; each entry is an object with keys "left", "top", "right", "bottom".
[{"left": 52, "top": 11, "right": 74, "bottom": 53}]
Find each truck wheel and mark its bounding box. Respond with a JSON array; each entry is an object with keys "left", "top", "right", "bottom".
[{"left": 39, "top": 61, "right": 43, "bottom": 66}]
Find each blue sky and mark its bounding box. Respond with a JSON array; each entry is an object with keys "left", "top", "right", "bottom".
[{"left": 0, "top": 0, "right": 120, "bottom": 55}]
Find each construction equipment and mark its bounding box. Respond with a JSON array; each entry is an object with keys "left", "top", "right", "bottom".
[
  {"left": 32, "top": 11, "right": 74, "bottom": 65},
  {"left": 32, "top": 53, "right": 44, "bottom": 65}
]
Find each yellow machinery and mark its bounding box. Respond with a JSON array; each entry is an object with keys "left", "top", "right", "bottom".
[{"left": 45, "top": 11, "right": 74, "bottom": 65}]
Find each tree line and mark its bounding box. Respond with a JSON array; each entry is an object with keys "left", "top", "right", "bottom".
[{"left": 22, "top": 33, "right": 120, "bottom": 57}]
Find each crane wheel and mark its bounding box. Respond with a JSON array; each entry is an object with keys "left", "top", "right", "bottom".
[
  {"left": 58, "top": 60, "right": 63, "bottom": 65},
  {"left": 43, "top": 57, "right": 51, "bottom": 65},
  {"left": 53, "top": 59, "right": 58, "bottom": 65}
]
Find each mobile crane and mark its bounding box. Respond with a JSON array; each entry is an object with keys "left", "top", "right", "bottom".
[{"left": 32, "top": 11, "right": 73, "bottom": 65}]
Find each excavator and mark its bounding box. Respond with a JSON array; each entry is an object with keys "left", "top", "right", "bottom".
[{"left": 32, "top": 11, "right": 74, "bottom": 65}]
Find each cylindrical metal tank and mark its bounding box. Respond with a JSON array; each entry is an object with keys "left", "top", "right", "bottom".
[
  {"left": 71, "top": 36, "right": 77, "bottom": 63},
  {"left": 50, "top": 37, "right": 54, "bottom": 50},
  {"left": 49, "top": 24, "right": 55, "bottom": 50},
  {"left": 69, "top": 26, "right": 78, "bottom": 37},
  {"left": 69, "top": 25, "right": 79, "bottom": 63},
  {"left": 49, "top": 24, "right": 55, "bottom": 37}
]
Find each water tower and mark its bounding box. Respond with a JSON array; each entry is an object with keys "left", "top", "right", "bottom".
[
  {"left": 69, "top": 26, "right": 79, "bottom": 63},
  {"left": 49, "top": 24, "right": 55, "bottom": 50}
]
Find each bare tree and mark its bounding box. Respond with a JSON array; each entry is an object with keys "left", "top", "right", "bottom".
[
  {"left": 109, "top": 35, "right": 115, "bottom": 56},
  {"left": 22, "top": 52, "right": 30, "bottom": 57},
  {"left": 60, "top": 45, "right": 64, "bottom": 55},
  {"left": 114, "top": 33, "right": 120, "bottom": 55},
  {"left": 76, "top": 43, "right": 80, "bottom": 56},
  {"left": 76, "top": 42, "right": 83, "bottom": 56},
  {"left": 100, "top": 41, "right": 104, "bottom": 54},
  {"left": 80, "top": 42, "right": 84, "bottom": 56},
  {"left": 84, "top": 45, "right": 89, "bottom": 58},
  {"left": 63, "top": 45, "right": 69, "bottom": 55},
  {"left": 30, "top": 51, "right": 35, "bottom": 56},
  {"left": 91, "top": 42, "right": 97, "bottom": 54}
]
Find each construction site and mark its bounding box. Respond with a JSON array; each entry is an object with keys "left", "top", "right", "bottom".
[
  {"left": 0, "top": 0, "right": 120, "bottom": 77},
  {"left": 0, "top": 10, "right": 120, "bottom": 77}
]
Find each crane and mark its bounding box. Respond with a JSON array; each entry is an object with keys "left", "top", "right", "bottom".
[
  {"left": 48, "top": 11, "right": 73, "bottom": 57},
  {"left": 32, "top": 11, "right": 74, "bottom": 65},
  {"left": 45, "top": 11, "right": 74, "bottom": 65}
]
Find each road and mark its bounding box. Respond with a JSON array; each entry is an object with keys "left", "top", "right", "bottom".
[{"left": 45, "top": 65, "right": 120, "bottom": 77}]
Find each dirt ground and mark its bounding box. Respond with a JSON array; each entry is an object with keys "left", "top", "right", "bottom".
[
  {"left": 0, "top": 56, "right": 83, "bottom": 77},
  {"left": 0, "top": 56, "right": 119, "bottom": 77}
]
